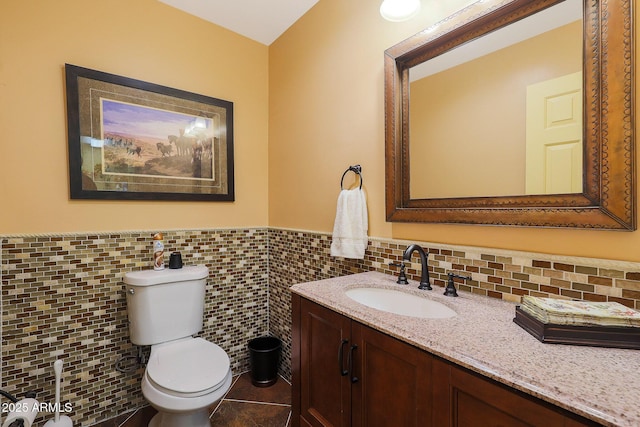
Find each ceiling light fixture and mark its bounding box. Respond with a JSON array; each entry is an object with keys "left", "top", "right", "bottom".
[{"left": 380, "top": 0, "right": 421, "bottom": 22}]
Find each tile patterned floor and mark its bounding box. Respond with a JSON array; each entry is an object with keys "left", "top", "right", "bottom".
[{"left": 94, "top": 372, "right": 291, "bottom": 427}]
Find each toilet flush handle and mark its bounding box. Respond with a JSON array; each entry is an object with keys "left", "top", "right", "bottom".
[{"left": 128, "top": 288, "right": 135, "bottom": 295}]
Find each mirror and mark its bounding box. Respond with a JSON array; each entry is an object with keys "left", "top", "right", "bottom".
[
  {"left": 384, "top": 0, "right": 635, "bottom": 229},
  {"left": 410, "top": 0, "right": 583, "bottom": 198}
]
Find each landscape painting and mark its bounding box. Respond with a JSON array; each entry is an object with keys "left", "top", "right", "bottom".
[
  {"left": 101, "top": 99, "right": 215, "bottom": 180},
  {"left": 66, "top": 64, "right": 234, "bottom": 201}
]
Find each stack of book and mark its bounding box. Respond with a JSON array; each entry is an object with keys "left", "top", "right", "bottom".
[{"left": 514, "top": 296, "right": 640, "bottom": 349}]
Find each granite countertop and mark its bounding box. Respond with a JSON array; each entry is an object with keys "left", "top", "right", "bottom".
[{"left": 290, "top": 271, "right": 640, "bottom": 427}]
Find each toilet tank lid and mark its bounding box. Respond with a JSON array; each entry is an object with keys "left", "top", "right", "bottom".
[{"left": 123, "top": 265, "right": 208, "bottom": 286}]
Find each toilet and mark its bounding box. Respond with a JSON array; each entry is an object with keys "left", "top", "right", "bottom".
[{"left": 124, "top": 265, "right": 232, "bottom": 427}]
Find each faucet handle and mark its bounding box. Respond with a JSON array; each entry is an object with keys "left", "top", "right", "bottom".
[
  {"left": 444, "top": 272, "right": 471, "bottom": 297},
  {"left": 389, "top": 262, "right": 409, "bottom": 285}
]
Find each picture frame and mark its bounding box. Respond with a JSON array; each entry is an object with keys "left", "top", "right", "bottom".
[{"left": 65, "top": 64, "right": 234, "bottom": 201}]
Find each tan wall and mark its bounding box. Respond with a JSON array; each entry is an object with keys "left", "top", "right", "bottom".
[
  {"left": 0, "top": 0, "right": 269, "bottom": 234},
  {"left": 269, "top": 0, "right": 640, "bottom": 262}
]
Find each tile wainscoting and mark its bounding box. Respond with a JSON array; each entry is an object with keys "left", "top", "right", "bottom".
[
  {"left": 2, "top": 227, "right": 640, "bottom": 426},
  {"left": 1, "top": 229, "right": 269, "bottom": 426}
]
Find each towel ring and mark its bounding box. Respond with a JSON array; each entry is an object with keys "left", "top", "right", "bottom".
[{"left": 340, "top": 165, "right": 363, "bottom": 190}]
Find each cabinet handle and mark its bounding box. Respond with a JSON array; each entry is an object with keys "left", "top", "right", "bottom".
[
  {"left": 338, "top": 339, "right": 349, "bottom": 376},
  {"left": 348, "top": 344, "right": 359, "bottom": 383}
]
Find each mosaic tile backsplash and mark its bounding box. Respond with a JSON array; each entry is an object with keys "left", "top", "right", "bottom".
[{"left": 3, "top": 227, "right": 640, "bottom": 426}]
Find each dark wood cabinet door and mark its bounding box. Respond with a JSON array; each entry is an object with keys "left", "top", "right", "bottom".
[
  {"left": 298, "top": 298, "right": 352, "bottom": 427},
  {"left": 351, "top": 322, "right": 432, "bottom": 427},
  {"left": 432, "top": 358, "right": 599, "bottom": 427}
]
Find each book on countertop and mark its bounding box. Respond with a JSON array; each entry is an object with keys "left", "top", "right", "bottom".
[{"left": 520, "top": 296, "right": 640, "bottom": 328}]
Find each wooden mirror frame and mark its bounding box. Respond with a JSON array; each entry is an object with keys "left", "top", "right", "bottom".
[{"left": 384, "top": 0, "right": 635, "bottom": 229}]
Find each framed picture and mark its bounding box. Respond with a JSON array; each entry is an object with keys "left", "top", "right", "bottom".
[{"left": 65, "top": 64, "right": 234, "bottom": 201}]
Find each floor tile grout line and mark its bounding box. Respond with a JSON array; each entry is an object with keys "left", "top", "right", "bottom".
[
  {"left": 110, "top": 370, "right": 291, "bottom": 426},
  {"left": 223, "top": 398, "right": 291, "bottom": 407},
  {"left": 117, "top": 407, "right": 141, "bottom": 427},
  {"left": 209, "top": 374, "right": 242, "bottom": 419},
  {"left": 119, "top": 372, "right": 292, "bottom": 424}
]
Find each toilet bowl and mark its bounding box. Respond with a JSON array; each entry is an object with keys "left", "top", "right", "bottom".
[
  {"left": 142, "top": 338, "right": 232, "bottom": 427},
  {"left": 124, "top": 266, "right": 232, "bottom": 427}
]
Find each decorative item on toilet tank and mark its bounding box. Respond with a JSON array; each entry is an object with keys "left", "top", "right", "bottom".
[{"left": 152, "top": 232, "right": 164, "bottom": 270}]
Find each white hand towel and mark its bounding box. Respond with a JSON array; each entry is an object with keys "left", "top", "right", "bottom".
[{"left": 330, "top": 188, "right": 368, "bottom": 259}]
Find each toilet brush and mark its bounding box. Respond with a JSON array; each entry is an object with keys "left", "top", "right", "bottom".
[{"left": 43, "top": 360, "right": 72, "bottom": 427}]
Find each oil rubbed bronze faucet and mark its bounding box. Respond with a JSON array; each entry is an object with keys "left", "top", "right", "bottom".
[{"left": 402, "top": 244, "right": 432, "bottom": 290}]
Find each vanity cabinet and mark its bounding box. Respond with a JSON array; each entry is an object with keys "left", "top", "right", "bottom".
[
  {"left": 431, "top": 358, "right": 599, "bottom": 427},
  {"left": 292, "top": 295, "right": 599, "bottom": 427},
  {"left": 292, "top": 295, "right": 431, "bottom": 427}
]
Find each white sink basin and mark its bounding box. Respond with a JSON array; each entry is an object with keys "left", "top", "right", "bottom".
[{"left": 345, "top": 287, "right": 456, "bottom": 319}]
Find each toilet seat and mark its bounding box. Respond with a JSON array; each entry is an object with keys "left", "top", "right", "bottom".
[{"left": 146, "top": 337, "right": 231, "bottom": 398}]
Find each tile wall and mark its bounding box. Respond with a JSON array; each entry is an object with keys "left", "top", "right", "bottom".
[
  {"left": 2, "top": 227, "right": 640, "bottom": 426},
  {"left": 267, "top": 229, "right": 368, "bottom": 380},
  {"left": 1, "top": 229, "right": 268, "bottom": 426}
]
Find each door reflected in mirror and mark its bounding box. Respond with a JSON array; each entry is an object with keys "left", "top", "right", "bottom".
[{"left": 408, "top": 0, "right": 582, "bottom": 199}]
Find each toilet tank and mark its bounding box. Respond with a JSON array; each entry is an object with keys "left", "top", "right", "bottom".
[{"left": 124, "top": 265, "right": 208, "bottom": 345}]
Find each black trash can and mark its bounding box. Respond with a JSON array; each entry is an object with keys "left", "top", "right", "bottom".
[{"left": 248, "top": 336, "right": 282, "bottom": 387}]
